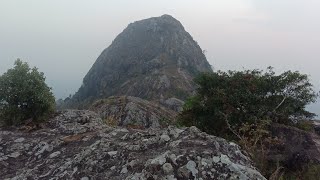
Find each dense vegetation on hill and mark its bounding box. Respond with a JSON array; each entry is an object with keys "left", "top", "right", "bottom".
[
  {"left": 179, "top": 67, "right": 317, "bottom": 136},
  {"left": 178, "top": 67, "right": 319, "bottom": 179}
]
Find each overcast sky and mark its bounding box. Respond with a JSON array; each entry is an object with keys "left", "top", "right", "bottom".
[{"left": 1, "top": 0, "right": 320, "bottom": 115}]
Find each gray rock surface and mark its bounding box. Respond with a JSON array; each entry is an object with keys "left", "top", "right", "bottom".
[
  {"left": 313, "top": 120, "right": 320, "bottom": 136},
  {"left": 90, "top": 96, "right": 178, "bottom": 128},
  {"left": 67, "top": 14, "right": 212, "bottom": 108},
  {"left": 0, "top": 110, "right": 265, "bottom": 180},
  {"left": 268, "top": 123, "right": 320, "bottom": 171},
  {"left": 160, "top": 97, "right": 185, "bottom": 112}
]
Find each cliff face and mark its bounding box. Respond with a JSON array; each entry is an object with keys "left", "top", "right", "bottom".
[
  {"left": 0, "top": 110, "right": 266, "bottom": 180},
  {"left": 71, "top": 15, "right": 212, "bottom": 107}
]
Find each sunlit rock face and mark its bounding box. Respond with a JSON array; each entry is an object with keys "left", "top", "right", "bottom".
[
  {"left": 69, "top": 15, "right": 212, "bottom": 108},
  {"left": 0, "top": 110, "right": 266, "bottom": 180}
]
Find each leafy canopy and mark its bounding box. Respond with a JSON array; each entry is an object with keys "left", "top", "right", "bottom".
[
  {"left": 0, "top": 59, "right": 55, "bottom": 125},
  {"left": 178, "top": 67, "right": 318, "bottom": 138}
]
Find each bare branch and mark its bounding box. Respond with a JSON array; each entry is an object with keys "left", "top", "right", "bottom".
[
  {"left": 273, "top": 96, "right": 287, "bottom": 112},
  {"left": 219, "top": 111, "right": 242, "bottom": 140}
]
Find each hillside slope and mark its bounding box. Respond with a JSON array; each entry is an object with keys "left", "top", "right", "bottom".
[{"left": 69, "top": 15, "right": 212, "bottom": 107}]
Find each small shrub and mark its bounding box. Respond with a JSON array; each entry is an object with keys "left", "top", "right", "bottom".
[
  {"left": 302, "top": 164, "right": 320, "bottom": 180},
  {"left": 0, "top": 59, "right": 55, "bottom": 125},
  {"left": 105, "top": 116, "right": 118, "bottom": 127},
  {"left": 294, "top": 120, "right": 314, "bottom": 132},
  {"left": 159, "top": 117, "right": 171, "bottom": 127}
]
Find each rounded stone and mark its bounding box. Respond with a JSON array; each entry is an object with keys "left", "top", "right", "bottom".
[
  {"left": 49, "top": 151, "right": 61, "bottom": 158},
  {"left": 162, "top": 163, "right": 174, "bottom": 174},
  {"left": 121, "top": 166, "right": 128, "bottom": 174},
  {"left": 14, "top": 138, "right": 25, "bottom": 143},
  {"left": 160, "top": 134, "right": 170, "bottom": 142}
]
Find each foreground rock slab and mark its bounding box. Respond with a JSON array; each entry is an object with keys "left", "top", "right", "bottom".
[{"left": 0, "top": 110, "right": 265, "bottom": 180}]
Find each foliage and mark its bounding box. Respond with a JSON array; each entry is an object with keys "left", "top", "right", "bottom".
[
  {"left": 237, "top": 120, "right": 286, "bottom": 177},
  {"left": 0, "top": 59, "right": 55, "bottom": 125},
  {"left": 238, "top": 120, "right": 271, "bottom": 154},
  {"left": 302, "top": 163, "right": 320, "bottom": 180},
  {"left": 178, "top": 67, "right": 318, "bottom": 138},
  {"left": 294, "top": 119, "right": 315, "bottom": 132},
  {"left": 178, "top": 67, "right": 319, "bottom": 178},
  {"left": 272, "top": 163, "right": 320, "bottom": 180},
  {"left": 105, "top": 116, "right": 118, "bottom": 127}
]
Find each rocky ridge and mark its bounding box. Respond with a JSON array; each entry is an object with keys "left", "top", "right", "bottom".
[
  {"left": 90, "top": 96, "right": 178, "bottom": 128},
  {"left": 0, "top": 110, "right": 266, "bottom": 180}
]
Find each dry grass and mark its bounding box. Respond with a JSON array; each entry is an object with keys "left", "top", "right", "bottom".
[{"left": 105, "top": 116, "right": 118, "bottom": 127}]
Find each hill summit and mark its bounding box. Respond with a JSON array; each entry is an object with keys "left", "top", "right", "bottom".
[{"left": 71, "top": 15, "right": 212, "bottom": 107}]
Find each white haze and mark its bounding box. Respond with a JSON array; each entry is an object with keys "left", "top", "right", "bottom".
[{"left": 0, "top": 0, "right": 319, "bottom": 116}]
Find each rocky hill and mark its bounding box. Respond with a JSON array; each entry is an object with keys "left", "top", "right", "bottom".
[
  {"left": 68, "top": 15, "right": 212, "bottom": 108},
  {"left": 0, "top": 110, "right": 266, "bottom": 180}
]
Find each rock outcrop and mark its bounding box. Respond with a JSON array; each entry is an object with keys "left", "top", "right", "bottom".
[
  {"left": 69, "top": 14, "right": 212, "bottom": 108},
  {"left": 90, "top": 96, "right": 178, "bottom": 128},
  {"left": 0, "top": 110, "right": 265, "bottom": 179},
  {"left": 160, "top": 97, "right": 185, "bottom": 112},
  {"left": 313, "top": 120, "right": 320, "bottom": 136},
  {"left": 267, "top": 123, "right": 320, "bottom": 171}
]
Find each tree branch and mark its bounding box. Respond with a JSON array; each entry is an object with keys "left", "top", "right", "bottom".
[
  {"left": 273, "top": 96, "right": 287, "bottom": 112},
  {"left": 219, "top": 111, "right": 242, "bottom": 140}
]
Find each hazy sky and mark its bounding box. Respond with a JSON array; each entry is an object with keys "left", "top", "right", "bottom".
[{"left": 1, "top": 0, "right": 320, "bottom": 115}]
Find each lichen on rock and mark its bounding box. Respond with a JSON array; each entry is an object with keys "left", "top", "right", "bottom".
[{"left": 0, "top": 110, "right": 266, "bottom": 179}]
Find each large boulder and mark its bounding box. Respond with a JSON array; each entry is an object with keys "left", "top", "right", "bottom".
[
  {"left": 160, "top": 97, "right": 185, "bottom": 112},
  {"left": 267, "top": 123, "right": 320, "bottom": 171},
  {"left": 0, "top": 110, "right": 265, "bottom": 180}
]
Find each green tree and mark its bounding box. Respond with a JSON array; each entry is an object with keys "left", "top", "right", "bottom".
[
  {"left": 178, "top": 67, "right": 318, "bottom": 138},
  {"left": 0, "top": 59, "right": 55, "bottom": 125}
]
